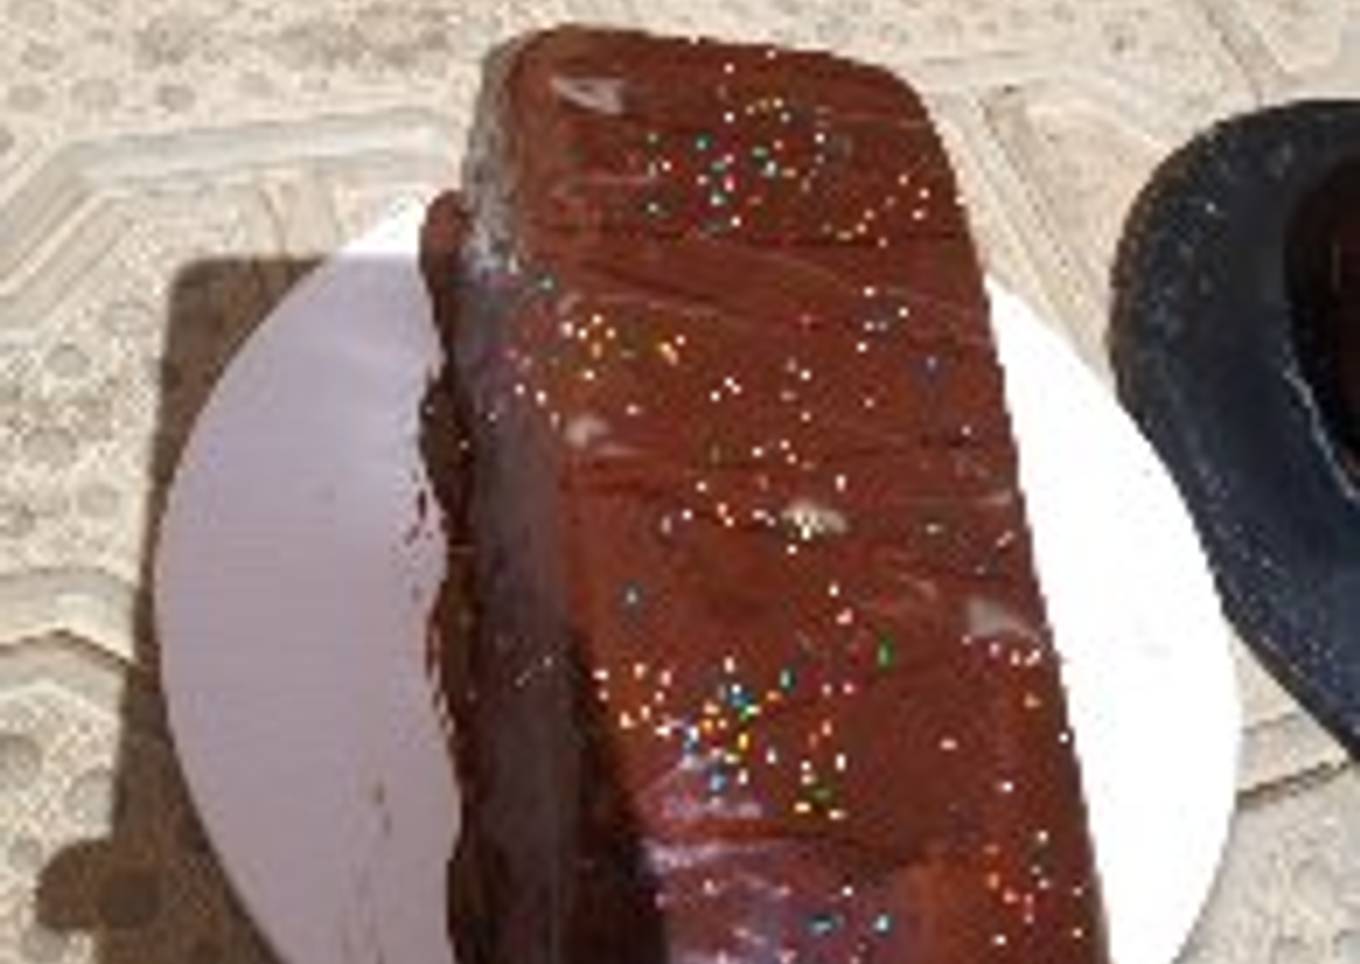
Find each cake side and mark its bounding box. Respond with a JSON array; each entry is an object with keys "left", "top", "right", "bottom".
[{"left": 428, "top": 25, "right": 1109, "bottom": 964}]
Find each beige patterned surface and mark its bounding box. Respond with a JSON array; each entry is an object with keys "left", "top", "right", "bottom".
[{"left": 0, "top": 2, "right": 1356, "bottom": 962}]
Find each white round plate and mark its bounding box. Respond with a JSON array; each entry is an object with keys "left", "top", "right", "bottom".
[{"left": 156, "top": 204, "right": 1240, "bottom": 964}]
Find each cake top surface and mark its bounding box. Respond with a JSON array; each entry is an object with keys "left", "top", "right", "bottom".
[{"left": 428, "top": 25, "right": 1107, "bottom": 963}]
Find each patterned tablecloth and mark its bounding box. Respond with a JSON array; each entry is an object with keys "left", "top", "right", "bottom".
[{"left": 2, "top": 2, "right": 1360, "bottom": 962}]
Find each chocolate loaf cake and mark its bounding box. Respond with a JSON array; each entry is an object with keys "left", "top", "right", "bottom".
[{"left": 421, "top": 26, "right": 1108, "bottom": 964}]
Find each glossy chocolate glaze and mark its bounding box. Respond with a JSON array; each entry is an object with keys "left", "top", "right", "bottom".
[{"left": 422, "top": 26, "right": 1108, "bottom": 964}]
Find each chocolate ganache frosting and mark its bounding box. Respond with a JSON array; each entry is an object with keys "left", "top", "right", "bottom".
[{"left": 420, "top": 25, "right": 1109, "bottom": 964}]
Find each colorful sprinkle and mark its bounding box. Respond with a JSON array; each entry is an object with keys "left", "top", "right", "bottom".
[
  {"left": 620, "top": 582, "right": 645, "bottom": 610},
  {"left": 808, "top": 912, "right": 842, "bottom": 937}
]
